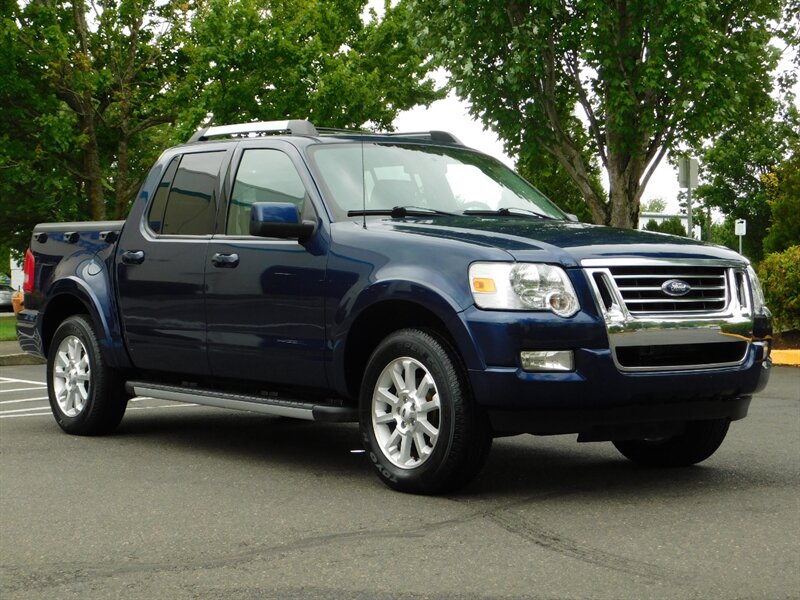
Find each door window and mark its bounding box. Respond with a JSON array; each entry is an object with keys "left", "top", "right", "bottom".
[
  {"left": 158, "top": 151, "right": 226, "bottom": 236},
  {"left": 146, "top": 157, "right": 179, "bottom": 234},
  {"left": 228, "top": 149, "right": 307, "bottom": 235}
]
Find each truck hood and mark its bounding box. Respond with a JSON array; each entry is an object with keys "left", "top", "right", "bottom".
[{"left": 372, "top": 217, "right": 746, "bottom": 267}]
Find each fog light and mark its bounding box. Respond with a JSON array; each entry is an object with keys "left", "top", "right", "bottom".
[{"left": 520, "top": 350, "right": 574, "bottom": 372}]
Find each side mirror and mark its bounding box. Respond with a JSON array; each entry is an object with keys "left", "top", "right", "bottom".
[
  {"left": 565, "top": 213, "right": 579, "bottom": 222},
  {"left": 250, "top": 202, "right": 316, "bottom": 242}
]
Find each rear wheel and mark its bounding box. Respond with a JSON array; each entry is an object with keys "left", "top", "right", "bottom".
[
  {"left": 613, "top": 419, "right": 730, "bottom": 467},
  {"left": 47, "top": 315, "right": 129, "bottom": 435},
  {"left": 359, "top": 328, "right": 491, "bottom": 494}
]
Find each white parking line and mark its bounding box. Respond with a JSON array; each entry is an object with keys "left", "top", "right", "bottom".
[
  {"left": 0, "top": 405, "right": 52, "bottom": 414},
  {"left": 0, "top": 377, "right": 47, "bottom": 386},
  {"left": 0, "top": 403, "right": 199, "bottom": 419},
  {"left": 0, "top": 387, "right": 47, "bottom": 393},
  {"left": 0, "top": 412, "right": 52, "bottom": 419},
  {"left": 0, "top": 397, "right": 49, "bottom": 405}
]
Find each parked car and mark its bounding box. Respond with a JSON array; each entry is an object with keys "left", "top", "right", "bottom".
[
  {"left": 17, "top": 120, "right": 772, "bottom": 494},
  {"left": 0, "top": 284, "right": 15, "bottom": 311}
]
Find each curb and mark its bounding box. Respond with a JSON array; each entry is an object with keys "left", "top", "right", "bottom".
[
  {"left": 0, "top": 353, "right": 47, "bottom": 367},
  {"left": 771, "top": 349, "right": 800, "bottom": 367}
]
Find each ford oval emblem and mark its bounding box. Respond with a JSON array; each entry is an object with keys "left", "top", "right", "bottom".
[{"left": 662, "top": 279, "right": 692, "bottom": 297}]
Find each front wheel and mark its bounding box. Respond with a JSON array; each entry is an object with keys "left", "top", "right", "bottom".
[
  {"left": 613, "top": 419, "right": 730, "bottom": 467},
  {"left": 359, "top": 328, "right": 491, "bottom": 494},
  {"left": 47, "top": 315, "right": 129, "bottom": 435}
]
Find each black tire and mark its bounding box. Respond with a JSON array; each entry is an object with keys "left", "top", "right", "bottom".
[
  {"left": 613, "top": 419, "right": 731, "bottom": 467},
  {"left": 359, "top": 328, "right": 491, "bottom": 494},
  {"left": 47, "top": 315, "right": 129, "bottom": 435}
]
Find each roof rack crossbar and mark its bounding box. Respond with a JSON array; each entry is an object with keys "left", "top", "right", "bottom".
[
  {"left": 382, "top": 130, "right": 463, "bottom": 145},
  {"left": 188, "top": 119, "right": 318, "bottom": 143}
]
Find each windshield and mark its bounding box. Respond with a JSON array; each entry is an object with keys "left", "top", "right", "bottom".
[{"left": 305, "top": 142, "right": 566, "bottom": 221}]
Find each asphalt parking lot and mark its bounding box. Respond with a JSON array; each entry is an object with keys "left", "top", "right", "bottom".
[{"left": 1, "top": 363, "right": 798, "bottom": 600}]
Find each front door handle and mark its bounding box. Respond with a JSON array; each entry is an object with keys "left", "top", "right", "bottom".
[
  {"left": 121, "top": 250, "right": 145, "bottom": 265},
  {"left": 211, "top": 253, "right": 239, "bottom": 268}
]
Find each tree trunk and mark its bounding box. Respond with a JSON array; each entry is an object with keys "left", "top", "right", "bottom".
[
  {"left": 114, "top": 136, "right": 130, "bottom": 220},
  {"left": 607, "top": 158, "right": 643, "bottom": 229},
  {"left": 82, "top": 114, "right": 105, "bottom": 221}
]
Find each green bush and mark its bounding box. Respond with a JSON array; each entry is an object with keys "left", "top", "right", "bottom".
[{"left": 758, "top": 246, "right": 800, "bottom": 333}]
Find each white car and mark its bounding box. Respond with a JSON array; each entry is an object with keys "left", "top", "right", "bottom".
[{"left": 0, "top": 284, "right": 14, "bottom": 311}]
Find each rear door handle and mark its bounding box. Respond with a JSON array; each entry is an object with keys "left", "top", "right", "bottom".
[
  {"left": 121, "top": 250, "right": 145, "bottom": 265},
  {"left": 211, "top": 253, "right": 239, "bottom": 268}
]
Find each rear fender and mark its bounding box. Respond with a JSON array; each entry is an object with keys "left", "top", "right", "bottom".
[{"left": 40, "top": 265, "right": 130, "bottom": 370}]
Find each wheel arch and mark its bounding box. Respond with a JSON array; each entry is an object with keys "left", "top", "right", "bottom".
[
  {"left": 40, "top": 279, "right": 130, "bottom": 370},
  {"left": 335, "top": 293, "right": 480, "bottom": 403}
]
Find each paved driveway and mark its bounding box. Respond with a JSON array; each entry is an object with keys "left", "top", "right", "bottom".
[{"left": 1, "top": 364, "right": 798, "bottom": 599}]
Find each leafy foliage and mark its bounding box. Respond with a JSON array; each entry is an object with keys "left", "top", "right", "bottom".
[
  {"left": 763, "top": 152, "right": 800, "bottom": 254},
  {"left": 409, "top": 0, "right": 784, "bottom": 228},
  {"left": 515, "top": 146, "right": 598, "bottom": 222},
  {"left": 0, "top": 0, "right": 440, "bottom": 258},
  {"left": 643, "top": 217, "right": 687, "bottom": 237},
  {"left": 759, "top": 246, "right": 800, "bottom": 332},
  {"left": 641, "top": 198, "right": 667, "bottom": 214},
  {"left": 693, "top": 102, "right": 798, "bottom": 262}
]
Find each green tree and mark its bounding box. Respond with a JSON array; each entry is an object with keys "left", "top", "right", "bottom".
[
  {"left": 1, "top": 0, "right": 440, "bottom": 257},
  {"left": 763, "top": 152, "right": 800, "bottom": 254},
  {"left": 0, "top": 0, "right": 85, "bottom": 258},
  {"left": 515, "top": 146, "right": 599, "bottom": 222},
  {"left": 693, "top": 104, "right": 798, "bottom": 261},
  {"left": 176, "top": 0, "right": 440, "bottom": 137},
  {"left": 641, "top": 198, "right": 667, "bottom": 214},
  {"left": 643, "top": 216, "right": 686, "bottom": 237},
  {"left": 410, "top": 0, "right": 783, "bottom": 228}
]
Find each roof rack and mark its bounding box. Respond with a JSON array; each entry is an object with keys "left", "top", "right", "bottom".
[
  {"left": 383, "top": 130, "right": 463, "bottom": 145},
  {"left": 315, "top": 128, "right": 463, "bottom": 145},
  {"left": 187, "top": 119, "right": 319, "bottom": 143}
]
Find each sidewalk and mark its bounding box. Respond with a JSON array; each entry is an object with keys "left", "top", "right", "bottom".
[{"left": 0, "top": 339, "right": 46, "bottom": 367}]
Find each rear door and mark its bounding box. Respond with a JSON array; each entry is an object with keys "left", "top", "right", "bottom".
[
  {"left": 117, "top": 147, "right": 231, "bottom": 375},
  {"left": 204, "top": 140, "right": 329, "bottom": 388}
]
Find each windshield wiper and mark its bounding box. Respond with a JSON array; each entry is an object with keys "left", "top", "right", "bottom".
[
  {"left": 462, "top": 207, "right": 554, "bottom": 219},
  {"left": 348, "top": 205, "right": 458, "bottom": 218}
]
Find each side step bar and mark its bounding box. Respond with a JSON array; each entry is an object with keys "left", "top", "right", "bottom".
[{"left": 125, "top": 381, "right": 358, "bottom": 423}]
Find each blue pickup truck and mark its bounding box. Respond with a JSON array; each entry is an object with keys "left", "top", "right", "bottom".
[{"left": 17, "top": 120, "right": 772, "bottom": 493}]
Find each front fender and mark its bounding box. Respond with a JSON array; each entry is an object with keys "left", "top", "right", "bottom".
[{"left": 327, "top": 278, "right": 484, "bottom": 396}]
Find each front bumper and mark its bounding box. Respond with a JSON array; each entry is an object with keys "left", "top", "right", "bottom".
[
  {"left": 461, "top": 301, "right": 771, "bottom": 437},
  {"left": 469, "top": 343, "right": 770, "bottom": 436}
]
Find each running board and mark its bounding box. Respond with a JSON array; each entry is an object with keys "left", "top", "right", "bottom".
[{"left": 125, "top": 381, "right": 358, "bottom": 423}]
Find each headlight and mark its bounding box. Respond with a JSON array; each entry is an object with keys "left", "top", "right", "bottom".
[
  {"left": 746, "top": 265, "right": 766, "bottom": 311},
  {"left": 469, "top": 262, "right": 580, "bottom": 317}
]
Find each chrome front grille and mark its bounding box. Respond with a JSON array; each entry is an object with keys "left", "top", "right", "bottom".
[
  {"left": 582, "top": 258, "right": 756, "bottom": 371},
  {"left": 607, "top": 265, "right": 729, "bottom": 315}
]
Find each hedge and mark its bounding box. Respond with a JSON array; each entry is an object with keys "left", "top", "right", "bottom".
[{"left": 758, "top": 245, "right": 800, "bottom": 333}]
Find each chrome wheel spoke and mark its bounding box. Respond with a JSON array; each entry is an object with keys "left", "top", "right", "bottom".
[
  {"left": 418, "top": 418, "right": 438, "bottom": 439},
  {"left": 374, "top": 411, "right": 396, "bottom": 425},
  {"left": 376, "top": 387, "right": 399, "bottom": 408},
  {"left": 415, "top": 373, "right": 433, "bottom": 398},
  {"left": 413, "top": 431, "right": 430, "bottom": 458},
  {"left": 398, "top": 434, "right": 413, "bottom": 464}
]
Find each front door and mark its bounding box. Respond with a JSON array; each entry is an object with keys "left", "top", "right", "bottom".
[{"left": 205, "top": 142, "right": 328, "bottom": 389}]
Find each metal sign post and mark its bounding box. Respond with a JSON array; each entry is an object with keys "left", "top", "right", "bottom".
[
  {"left": 735, "top": 219, "right": 747, "bottom": 255},
  {"left": 678, "top": 157, "right": 699, "bottom": 238}
]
